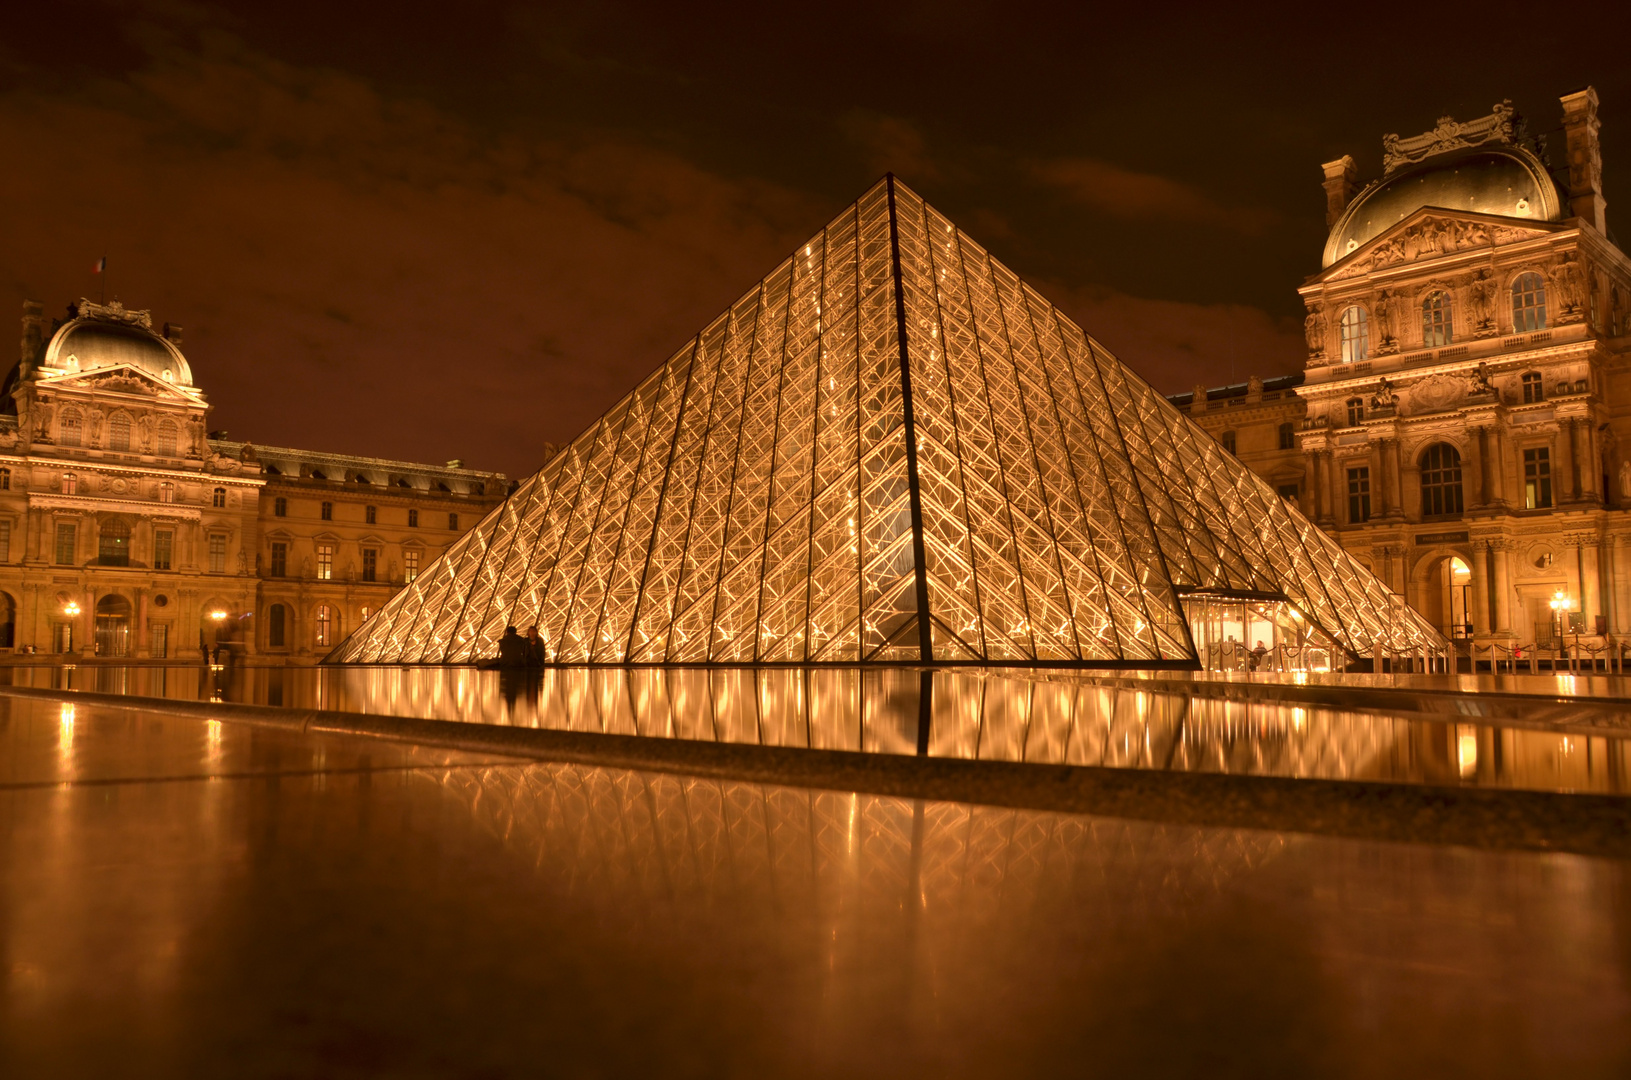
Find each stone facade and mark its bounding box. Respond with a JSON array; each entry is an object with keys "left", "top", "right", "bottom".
[
  {"left": 1176, "top": 89, "right": 1631, "bottom": 654},
  {"left": 2, "top": 298, "right": 514, "bottom": 661}
]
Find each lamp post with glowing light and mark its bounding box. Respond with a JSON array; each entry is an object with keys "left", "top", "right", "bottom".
[
  {"left": 1549, "top": 589, "right": 1570, "bottom": 671},
  {"left": 62, "top": 600, "right": 80, "bottom": 653},
  {"left": 208, "top": 610, "right": 227, "bottom": 666}
]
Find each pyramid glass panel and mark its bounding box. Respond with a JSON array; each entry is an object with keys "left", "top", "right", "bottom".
[{"left": 330, "top": 177, "right": 1445, "bottom": 667}]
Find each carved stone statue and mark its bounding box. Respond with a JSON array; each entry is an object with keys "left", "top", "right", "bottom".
[
  {"left": 1468, "top": 271, "right": 1495, "bottom": 331},
  {"left": 1304, "top": 309, "right": 1325, "bottom": 355},
  {"left": 137, "top": 415, "right": 152, "bottom": 453},
  {"left": 33, "top": 402, "right": 53, "bottom": 441},
  {"left": 1550, "top": 255, "right": 1584, "bottom": 317},
  {"left": 1468, "top": 361, "right": 1495, "bottom": 396},
  {"left": 1371, "top": 377, "right": 1399, "bottom": 411},
  {"left": 1374, "top": 290, "right": 1398, "bottom": 348},
  {"left": 1619, "top": 460, "right": 1631, "bottom": 500}
]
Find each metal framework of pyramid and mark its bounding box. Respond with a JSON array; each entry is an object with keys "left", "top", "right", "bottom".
[{"left": 331, "top": 176, "right": 1444, "bottom": 667}]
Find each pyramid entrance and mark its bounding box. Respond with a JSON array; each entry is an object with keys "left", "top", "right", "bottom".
[{"left": 330, "top": 177, "right": 1444, "bottom": 667}]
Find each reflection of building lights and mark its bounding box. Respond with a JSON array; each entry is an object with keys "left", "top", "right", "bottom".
[
  {"left": 59, "top": 702, "right": 75, "bottom": 754},
  {"left": 1457, "top": 724, "right": 1478, "bottom": 779}
]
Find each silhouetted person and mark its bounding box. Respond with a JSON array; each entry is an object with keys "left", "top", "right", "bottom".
[
  {"left": 525, "top": 624, "right": 547, "bottom": 667},
  {"left": 496, "top": 625, "right": 529, "bottom": 668}
]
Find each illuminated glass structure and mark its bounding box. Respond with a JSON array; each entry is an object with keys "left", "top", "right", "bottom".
[{"left": 331, "top": 177, "right": 1443, "bottom": 667}]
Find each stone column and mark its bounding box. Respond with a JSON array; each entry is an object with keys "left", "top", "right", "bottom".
[
  {"left": 1492, "top": 540, "right": 1513, "bottom": 634},
  {"left": 1315, "top": 450, "right": 1335, "bottom": 525},
  {"left": 1614, "top": 536, "right": 1631, "bottom": 635},
  {"left": 1386, "top": 438, "right": 1404, "bottom": 518},
  {"left": 1582, "top": 538, "right": 1603, "bottom": 634},
  {"left": 1581, "top": 422, "right": 1601, "bottom": 502},
  {"left": 1567, "top": 419, "right": 1584, "bottom": 502},
  {"left": 1489, "top": 425, "right": 1508, "bottom": 505},
  {"left": 1471, "top": 541, "right": 1492, "bottom": 636}
]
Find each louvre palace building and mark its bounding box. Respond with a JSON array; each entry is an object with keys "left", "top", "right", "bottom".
[
  {"left": 1176, "top": 87, "right": 1631, "bottom": 657},
  {"left": 1, "top": 299, "right": 511, "bottom": 660}
]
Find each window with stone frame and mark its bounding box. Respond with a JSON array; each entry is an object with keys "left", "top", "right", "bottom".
[
  {"left": 108, "top": 413, "right": 131, "bottom": 452},
  {"left": 365, "top": 505, "right": 377, "bottom": 525},
  {"left": 1220, "top": 431, "right": 1236, "bottom": 454},
  {"left": 1421, "top": 291, "right": 1452, "bottom": 347},
  {"left": 273, "top": 496, "right": 287, "bottom": 517},
  {"left": 1512, "top": 272, "right": 1548, "bottom": 332},
  {"left": 315, "top": 604, "right": 334, "bottom": 648},
  {"left": 54, "top": 522, "right": 76, "bottom": 566},
  {"left": 316, "top": 543, "right": 333, "bottom": 581},
  {"left": 1420, "top": 443, "right": 1465, "bottom": 517},
  {"left": 61, "top": 473, "right": 77, "bottom": 496},
  {"left": 58, "top": 410, "right": 82, "bottom": 447},
  {"left": 1523, "top": 447, "right": 1553, "bottom": 509},
  {"left": 268, "top": 604, "right": 287, "bottom": 648},
  {"left": 270, "top": 541, "right": 288, "bottom": 578},
  {"left": 1346, "top": 398, "right": 1364, "bottom": 427},
  {"left": 158, "top": 482, "right": 175, "bottom": 504},
  {"left": 1276, "top": 483, "right": 1299, "bottom": 502},
  {"left": 320, "top": 501, "right": 333, "bottom": 521},
  {"left": 156, "top": 420, "right": 178, "bottom": 457},
  {"left": 98, "top": 518, "right": 131, "bottom": 567},
  {"left": 1521, "top": 372, "right": 1544, "bottom": 403},
  {"left": 448, "top": 512, "right": 459, "bottom": 530},
  {"left": 0, "top": 466, "right": 9, "bottom": 491},
  {"left": 207, "top": 533, "right": 227, "bottom": 573},
  {"left": 1277, "top": 422, "right": 1296, "bottom": 450},
  {"left": 408, "top": 508, "right": 419, "bottom": 528},
  {"left": 0, "top": 519, "right": 11, "bottom": 563},
  {"left": 212, "top": 487, "right": 227, "bottom": 508},
  {"left": 362, "top": 547, "right": 378, "bottom": 583},
  {"left": 153, "top": 530, "right": 173, "bottom": 571},
  {"left": 1338, "top": 306, "right": 1369, "bottom": 363},
  {"left": 1346, "top": 467, "right": 1371, "bottom": 524},
  {"left": 404, "top": 549, "right": 420, "bottom": 582}
]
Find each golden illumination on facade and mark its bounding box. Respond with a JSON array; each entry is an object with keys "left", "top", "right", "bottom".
[{"left": 332, "top": 177, "right": 1443, "bottom": 667}]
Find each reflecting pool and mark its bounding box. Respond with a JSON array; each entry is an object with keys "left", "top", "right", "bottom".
[{"left": 7, "top": 664, "right": 1629, "bottom": 796}]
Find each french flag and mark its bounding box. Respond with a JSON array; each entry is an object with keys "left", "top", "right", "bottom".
[{"left": 92, "top": 257, "right": 106, "bottom": 274}]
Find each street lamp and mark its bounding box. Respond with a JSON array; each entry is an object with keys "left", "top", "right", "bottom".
[
  {"left": 1549, "top": 590, "right": 1570, "bottom": 671},
  {"left": 62, "top": 601, "right": 80, "bottom": 653},
  {"left": 208, "top": 610, "right": 227, "bottom": 666}
]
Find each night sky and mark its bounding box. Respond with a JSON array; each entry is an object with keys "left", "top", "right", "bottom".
[{"left": 5, "top": 1, "right": 1629, "bottom": 479}]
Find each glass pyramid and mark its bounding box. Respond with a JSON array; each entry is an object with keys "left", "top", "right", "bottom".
[{"left": 331, "top": 177, "right": 1444, "bottom": 667}]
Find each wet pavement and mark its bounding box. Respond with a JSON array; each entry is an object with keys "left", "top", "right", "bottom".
[{"left": 2, "top": 692, "right": 1629, "bottom": 1078}]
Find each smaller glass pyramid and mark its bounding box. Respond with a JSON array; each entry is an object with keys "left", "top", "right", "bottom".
[{"left": 330, "top": 177, "right": 1445, "bottom": 666}]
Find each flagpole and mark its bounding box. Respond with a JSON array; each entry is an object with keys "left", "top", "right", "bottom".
[{"left": 100, "top": 252, "right": 106, "bottom": 305}]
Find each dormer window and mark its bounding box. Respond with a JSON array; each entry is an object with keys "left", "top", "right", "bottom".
[
  {"left": 1521, "top": 372, "right": 1544, "bottom": 404},
  {"left": 1339, "top": 306, "right": 1369, "bottom": 363},
  {"left": 1512, "top": 273, "right": 1548, "bottom": 332},
  {"left": 1346, "top": 398, "right": 1364, "bottom": 427},
  {"left": 1421, "top": 291, "right": 1452, "bottom": 347}
]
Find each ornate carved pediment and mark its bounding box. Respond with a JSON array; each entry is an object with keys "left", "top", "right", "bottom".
[
  {"left": 1403, "top": 374, "right": 1470, "bottom": 415},
  {"left": 1382, "top": 102, "right": 1518, "bottom": 174},
  {"left": 47, "top": 365, "right": 191, "bottom": 401},
  {"left": 1329, "top": 214, "right": 1552, "bottom": 279},
  {"left": 69, "top": 298, "right": 153, "bottom": 330}
]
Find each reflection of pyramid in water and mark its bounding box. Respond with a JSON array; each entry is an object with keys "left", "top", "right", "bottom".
[{"left": 333, "top": 177, "right": 1443, "bottom": 666}]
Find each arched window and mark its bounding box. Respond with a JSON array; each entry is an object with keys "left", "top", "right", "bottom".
[
  {"left": 158, "top": 482, "right": 175, "bottom": 504},
  {"left": 156, "top": 420, "right": 178, "bottom": 457},
  {"left": 1278, "top": 422, "right": 1296, "bottom": 450},
  {"left": 315, "top": 604, "right": 334, "bottom": 648},
  {"left": 1346, "top": 398, "right": 1364, "bottom": 427},
  {"left": 268, "top": 603, "right": 287, "bottom": 648},
  {"left": 59, "top": 410, "right": 82, "bottom": 447},
  {"left": 61, "top": 473, "right": 77, "bottom": 496},
  {"left": 1521, "top": 371, "right": 1544, "bottom": 404},
  {"left": 1339, "top": 306, "right": 1369, "bottom": 363},
  {"left": 1220, "top": 430, "right": 1237, "bottom": 454},
  {"left": 212, "top": 487, "right": 226, "bottom": 508},
  {"left": 108, "top": 413, "right": 131, "bottom": 452},
  {"left": 1512, "top": 272, "right": 1548, "bottom": 332},
  {"left": 97, "top": 517, "right": 131, "bottom": 567},
  {"left": 1420, "top": 443, "right": 1464, "bottom": 517},
  {"left": 1421, "top": 291, "right": 1452, "bottom": 347}
]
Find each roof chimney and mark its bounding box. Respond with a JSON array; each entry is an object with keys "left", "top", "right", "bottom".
[
  {"left": 1321, "top": 155, "right": 1359, "bottom": 227},
  {"left": 162, "top": 321, "right": 184, "bottom": 346},
  {"left": 20, "top": 300, "right": 47, "bottom": 368},
  {"left": 1560, "top": 87, "right": 1606, "bottom": 232}
]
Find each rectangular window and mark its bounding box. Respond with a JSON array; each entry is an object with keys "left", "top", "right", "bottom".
[
  {"left": 362, "top": 547, "right": 377, "bottom": 582},
  {"left": 208, "top": 533, "right": 227, "bottom": 573},
  {"left": 55, "top": 522, "right": 76, "bottom": 566},
  {"left": 274, "top": 496, "right": 287, "bottom": 517},
  {"left": 152, "top": 624, "right": 168, "bottom": 659},
  {"left": 268, "top": 605, "right": 286, "bottom": 648},
  {"left": 1347, "top": 467, "right": 1371, "bottom": 524},
  {"left": 1524, "top": 448, "right": 1553, "bottom": 510},
  {"left": 448, "top": 512, "right": 459, "bottom": 530},
  {"left": 316, "top": 543, "right": 333, "bottom": 581},
  {"left": 404, "top": 549, "right": 420, "bottom": 582},
  {"left": 0, "top": 467, "right": 10, "bottom": 490},
  {"left": 270, "top": 541, "right": 287, "bottom": 577},
  {"left": 0, "top": 520, "right": 9, "bottom": 563},
  {"left": 154, "top": 530, "right": 173, "bottom": 571},
  {"left": 408, "top": 508, "right": 419, "bottom": 528},
  {"left": 365, "top": 505, "right": 377, "bottom": 525},
  {"left": 321, "top": 501, "right": 333, "bottom": 521}
]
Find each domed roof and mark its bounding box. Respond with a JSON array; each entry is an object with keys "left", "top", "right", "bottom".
[
  {"left": 1323, "top": 145, "right": 1562, "bottom": 267},
  {"left": 40, "top": 304, "right": 193, "bottom": 387}
]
